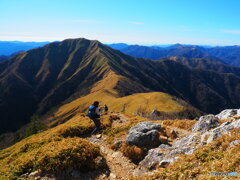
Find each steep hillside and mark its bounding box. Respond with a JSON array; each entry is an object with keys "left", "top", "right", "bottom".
[
  {"left": 161, "top": 56, "right": 240, "bottom": 77},
  {"left": 1, "top": 38, "right": 240, "bottom": 134}
]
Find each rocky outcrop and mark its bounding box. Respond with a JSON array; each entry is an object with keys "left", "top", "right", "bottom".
[
  {"left": 201, "top": 118, "right": 240, "bottom": 144},
  {"left": 139, "top": 149, "right": 164, "bottom": 169},
  {"left": 126, "top": 122, "right": 162, "bottom": 148},
  {"left": 215, "top": 109, "right": 239, "bottom": 120},
  {"left": 192, "top": 114, "right": 219, "bottom": 132},
  {"left": 138, "top": 109, "right": 240, "bottom": 170}
]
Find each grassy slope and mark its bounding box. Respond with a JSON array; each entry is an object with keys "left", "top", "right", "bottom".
[
  {"left": 44, "top": 70, "right": 187, "bottom": 127},
  {"left": 0, "top": 114, "right": 113, "bottom": 179}
]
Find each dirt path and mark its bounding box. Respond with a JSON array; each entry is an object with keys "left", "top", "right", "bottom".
[
  {"left": 89, "top": 135, "right": 137, "bottom": 179},
  {"left": 88, "top": 113, "right": 138, "bottom": 179}
]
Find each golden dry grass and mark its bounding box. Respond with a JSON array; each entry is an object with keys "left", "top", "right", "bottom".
[
  {"left": 160, "top": 119, "right": 197, "bottom": 131},
  {"left": 0, "top": 114, "right": 112, "bottom": 179},
  {"left": 46, "top": 91, "right": 186, "bottom": 127}
]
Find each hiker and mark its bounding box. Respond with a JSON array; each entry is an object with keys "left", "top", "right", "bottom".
[
  {"left": 104, "top": 104, "right": 108, "bottom": 114},
  {"left": 87, "top": 101, "right": 102, "bottom": 134}
]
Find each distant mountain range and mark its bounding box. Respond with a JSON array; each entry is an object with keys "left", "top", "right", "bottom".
[
  {"left": 1, "top": 38, "right": 240, "bottom": 134},
  {"left": 108, "top": 43, "right": 240, "bottom": 66},
  {"left": 0, "top": 41, "right": 50, "bottom": 56}
]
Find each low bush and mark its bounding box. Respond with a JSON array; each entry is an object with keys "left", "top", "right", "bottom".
[{"left": 121, "top": 143, "right": 147, "bottom": 164}]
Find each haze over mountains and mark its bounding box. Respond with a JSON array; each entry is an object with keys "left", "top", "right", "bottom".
[
  {"left": 108, "top": 43, "right": 240, "bottom": 66},
  {"left": 0, "top": 41, "right": 49, "bottom": 57},
  {"left": 1, "top": 38, "right": 240, "bottom": 134}
]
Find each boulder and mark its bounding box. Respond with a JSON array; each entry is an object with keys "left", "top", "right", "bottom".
[
  {"left": 139, "top": 149, "right": 164, "bottom": 169},
  {"left": 192, "top": 114, "right": 219, "bottom": 132},
  {"left": 215, "top": 109, "right": 238, "bottom": 120},
  {"left": 126, "top": 122, "right": 162, "bottom": 148}
]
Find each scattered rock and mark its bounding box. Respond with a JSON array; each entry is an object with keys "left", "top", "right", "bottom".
[
  {"left": 215, "top": 109, "right": 238, "bottom": 120},
  {"left": 20, "top": 173, "right": 29, "bottom": 178},
  {"left": 111, "top": 152, "right": 121, "bottom": 159},
  {"left": 96, "top": 134, "right": 102, "bottom": 139},
  {"left": 192, "top": 114, "right": 219, "bottom": 132},
  {"left": 229, "top": 140, "right": 239, "bottom": 147},
  {"left": 159, "top": 157, "right": 178, "bottom": 168},
  {"left": 109, "top": 173, "right": 117, "bottom": 179},
  {"left": 29, "top": 170, "right": 42, "bottom": 177},
  {"left": 126, "top": 121, "right": 162, "bottom": 148}
]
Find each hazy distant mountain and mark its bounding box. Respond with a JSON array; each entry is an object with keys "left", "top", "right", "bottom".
[
  {"left": 117, "top": 44, "right": 222, "bottom": 62},
  {"left": 202, "top": 46, "right": 240, "bottom": 66},
  {"left": 0, "top": 41, "right": 50, "bottom": 56},
  {"left": 1, "top": 38, "right": 240, "bottom": 134},
  {"left": 161, "top": 56, "right": 240, "bottom": 77},
  {"left": 108, "top": 43, "right": 240, "bottom": 66},
  {"left": 107, "top": 43, "right": 129, "bottom": 50}
]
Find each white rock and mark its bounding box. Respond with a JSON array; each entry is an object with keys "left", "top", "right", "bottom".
[
  {"left": 159, "top": 157, "right": 178, "bottom": 168},
  {"left": 29, "top": 170, "right": 42, "bottom": 177},
  {"left": 192, "top": 115, "right": 219, "bottom": 132},
  {"left": 215, "top": 109, "right": 238, "bottom": 120},
  {"left": 111, "top": 152, "right": 121, "bottom": 159},
  {"left": 109, "top": 173, "right": 117, "bottom": 179},
  {"left": 237, "top": 109, "right": 240, "bottom": 116},
  {"left": 229, "top": 140, "right": 239, "bottom": 147}
]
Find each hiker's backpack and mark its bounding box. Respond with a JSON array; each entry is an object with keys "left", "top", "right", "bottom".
[{"left": 87, "top": 105, "right": 96, "bottom": 118}]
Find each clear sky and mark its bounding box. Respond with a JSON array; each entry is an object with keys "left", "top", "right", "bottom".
[{"left": 0, "top": 0, "right": 240, "bottom": 45}]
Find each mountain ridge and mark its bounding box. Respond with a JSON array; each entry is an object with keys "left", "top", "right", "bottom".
[{"left": 1, "top": 38, "right": 240, "bottom": 134}]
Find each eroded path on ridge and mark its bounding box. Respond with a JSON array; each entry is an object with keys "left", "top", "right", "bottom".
[{"left": 88, "top": 113, "right": 138, "bottom": 179}]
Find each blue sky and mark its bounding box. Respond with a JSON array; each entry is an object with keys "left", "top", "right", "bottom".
[{"left": 0, "top": 0, "right": 240, "bottom": 45}]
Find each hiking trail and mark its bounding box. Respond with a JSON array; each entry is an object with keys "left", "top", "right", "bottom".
[{"left": 88, "top": 113, "right": 138, "bottom": 179}]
